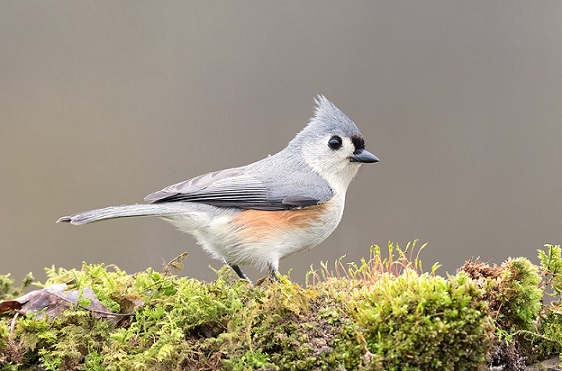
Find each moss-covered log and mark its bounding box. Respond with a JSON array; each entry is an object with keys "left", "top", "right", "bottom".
[{"left": 1, "top": 243, "right": 560, "bottom": 370}]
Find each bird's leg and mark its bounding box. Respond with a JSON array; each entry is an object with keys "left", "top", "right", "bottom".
[
  {"left": 229, "top": 263, "right": 251, "bottom": 281},
  {"left": 268, "top": 263, "right": 281, "bottom": 282}
]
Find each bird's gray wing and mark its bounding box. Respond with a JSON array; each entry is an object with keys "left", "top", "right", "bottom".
[{"left": 144, "top": 167, "right": 328, "bottom": 210}]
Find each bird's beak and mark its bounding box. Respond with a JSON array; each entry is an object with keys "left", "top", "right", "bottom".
[{"left": 351, "top": 149, "right": 379, "bottom": 163}]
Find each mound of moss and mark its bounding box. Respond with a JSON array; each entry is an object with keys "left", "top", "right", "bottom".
[{"left": 0, "top": 242, "right": 559, "bottom": 370}]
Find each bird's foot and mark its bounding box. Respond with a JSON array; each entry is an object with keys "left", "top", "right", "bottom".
[{"left": 229, "top": 264, "right": 252, "bottom": 282}]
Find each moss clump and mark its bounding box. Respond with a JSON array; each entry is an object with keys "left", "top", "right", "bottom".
[
  {"left": 526, "top": 245, "right": 562, "bottom": 361},
  {"left": 500, "top": 258, "right": 542, "bottom": 333},
  {"left": 328, "top": 243, "right": 493, "bottom": 370},
  {"left": 0, "top": 274, "right": 33, "bottom": 301},
  {"left": 349, "top": 271, "right": 491, "bottom": 370},
  {"left": 540, "top": 244, "right": 562, "bottom": 296},
  {"left": 223, "top": 281, "right": 362, "bottom": 370},
  {"left": 1, "top": 242, "right": 555, "bottom": 370},
  {"left": 460, "top": 257, "right": 542, "bottom": 336}
]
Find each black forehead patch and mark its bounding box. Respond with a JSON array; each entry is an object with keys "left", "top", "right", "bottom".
[{"left": 351, "top": 135, "right": 365, "bottom": 151}]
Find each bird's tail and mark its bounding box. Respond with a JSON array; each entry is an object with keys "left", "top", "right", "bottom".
[{"left": 57, "top": 203, "right": 187, "bottom": 225}]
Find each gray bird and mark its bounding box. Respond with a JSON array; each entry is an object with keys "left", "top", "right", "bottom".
[{"left": 58, "top": 96, "right": 379, "bottom": 280}]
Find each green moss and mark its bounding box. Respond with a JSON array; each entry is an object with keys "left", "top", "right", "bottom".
[
  {"left": 345, "top": 270, "right": 491, "bottom": 370},
  {"left": 526, "top": 245, "right": 562, "bottom": 360},
  {"left": 1, "top": 242, "right": 557, "bottom": 370},
  {"left": 460, "top": 256, "right": 543, "bottom": 337},
  {"left": 539, "top": 244, "right": 562, "bottom": 297},
  {"left": 0, "top": 273, "right": 33, "bottom": 301},
  {"left": 498, "top": 258, "right": 542, "bottom": 333}
]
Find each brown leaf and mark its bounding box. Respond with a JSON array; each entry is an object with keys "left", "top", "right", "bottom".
[{"left": 0, "top": 284, "right": 132, "bottom": 324}]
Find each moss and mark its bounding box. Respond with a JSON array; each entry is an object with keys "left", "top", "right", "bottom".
[
  {"left": 460, "top": 257, "right": 542, "bottom": 336},
  {"left": 527, "top": 245, "right": 562, "bottom": 362},
  {"left": 0, "top": 274, "right": 33, "bottom": 301},
  {"left": 500, "top": 258, "right": 542, "bottom": 333},
  {"left": 1, "top": 242, "right": 558, "bottom": 370},
  {"left": 345, "top": 270, "right": 492, "bottom": 370}
]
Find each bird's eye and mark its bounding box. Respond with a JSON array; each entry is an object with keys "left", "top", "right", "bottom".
[{"left": 328, "top": 136, "right": 343, "bottom": 150}]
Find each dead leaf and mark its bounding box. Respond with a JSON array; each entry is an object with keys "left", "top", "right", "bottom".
[
  {"left": 162, "top": 252, "right": 189, "bottom": 276},
  {"left": 0, "top": 284, "right": 134, "bottom": 324}
]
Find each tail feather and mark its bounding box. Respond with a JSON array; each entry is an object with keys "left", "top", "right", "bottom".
[{"left": 57, "top": 204, "right": 187, "bottom": 225}]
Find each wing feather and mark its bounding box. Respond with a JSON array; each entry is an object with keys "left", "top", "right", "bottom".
[{"left": 144, "top": 167, "right": 322, "bottom": 210}]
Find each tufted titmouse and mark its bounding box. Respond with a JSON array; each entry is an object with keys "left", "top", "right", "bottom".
[{"left": 58, "top": 96, "right": 379, "bottom": 281}]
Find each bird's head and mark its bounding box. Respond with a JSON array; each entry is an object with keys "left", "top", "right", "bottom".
[{"left": 289, "top": 95, "right": 379, "bottom": 194}]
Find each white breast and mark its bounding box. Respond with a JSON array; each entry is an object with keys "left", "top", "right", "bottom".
[{"left": 163, "top": 195, "right": 345, "bottom": 272}]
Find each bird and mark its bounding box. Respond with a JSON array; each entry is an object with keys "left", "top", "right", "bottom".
[{"left": 58, "top": 96, "right": 379, "bottom": 281}]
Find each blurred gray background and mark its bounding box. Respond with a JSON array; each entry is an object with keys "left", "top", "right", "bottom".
[{"left": 1, "top": 2, "right": 561, "bottom": 284}]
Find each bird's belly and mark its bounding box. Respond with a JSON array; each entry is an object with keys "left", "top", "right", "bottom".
[
  {"left": 217, "top": 200, "right": 342, "bottom": 269},
  {"left": 166, "top": 199, "right": 344, "bottom": 272}
]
